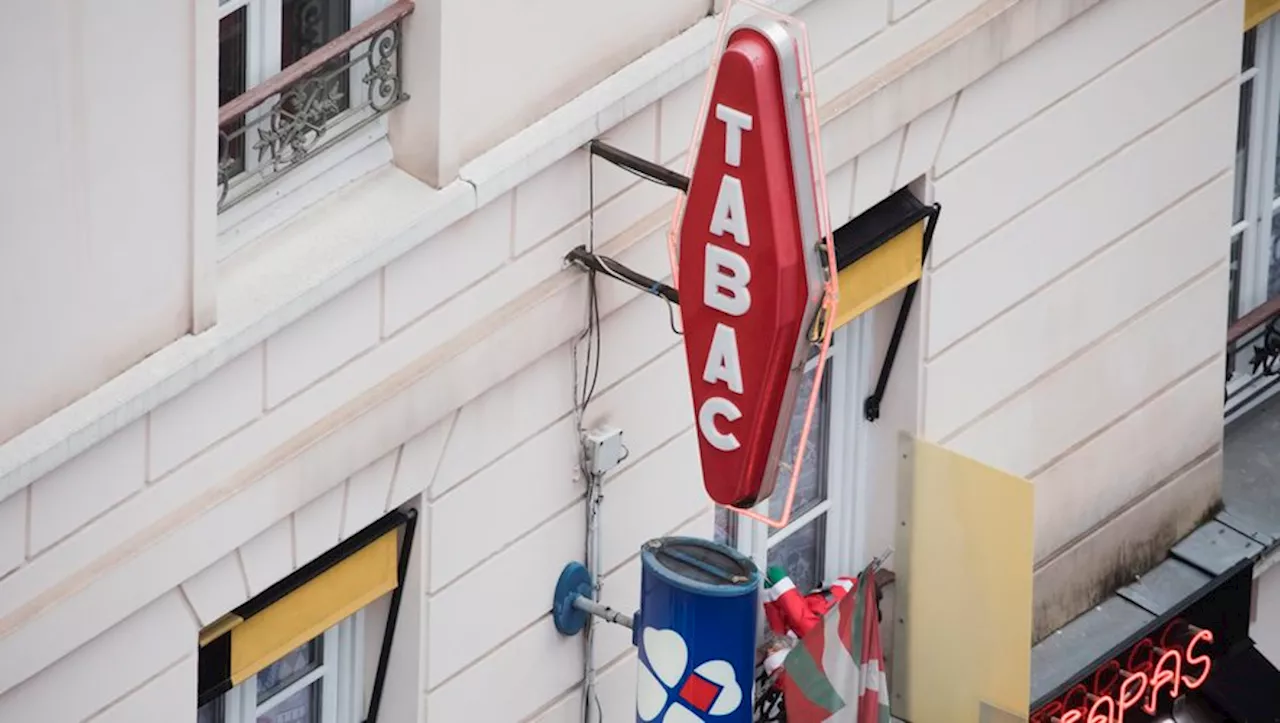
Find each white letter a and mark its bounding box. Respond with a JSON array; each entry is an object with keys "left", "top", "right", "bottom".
[
  {"left": 702, "top": 323, "right": 744, "bottom": 394},
  {"left": 709, "top": 175, "right": 750, "bottom": 247}
]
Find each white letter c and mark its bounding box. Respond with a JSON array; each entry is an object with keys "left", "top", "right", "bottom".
[{"left": 698, "top": 397, "right": 742, "bottom": 452}]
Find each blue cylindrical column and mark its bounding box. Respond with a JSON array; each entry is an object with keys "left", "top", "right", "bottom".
[{"left": 634, "top": 536, "right": 759, "bottom": 723}]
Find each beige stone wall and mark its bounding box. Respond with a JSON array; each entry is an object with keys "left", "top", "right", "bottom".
[{"left": 0, "top": 0, "right": 1241, "bottom": 718}]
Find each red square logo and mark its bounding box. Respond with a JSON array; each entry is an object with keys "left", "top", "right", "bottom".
[{"left": 679, "top": 673, "right": 721, "bottom": 712}]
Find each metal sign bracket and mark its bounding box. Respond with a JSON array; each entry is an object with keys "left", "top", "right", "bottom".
[
  {"left": 562, "top": 140, "right": 688, "bottom": 306},
  {"left": 552, "top": 561, "right": 636, "bottom": 636}
]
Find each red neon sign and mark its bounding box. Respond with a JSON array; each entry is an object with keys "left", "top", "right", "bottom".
[
  {"left": 1032, "top": 625, "right": 1214, "bottom": 723},
  {"left": 677, "top": 20, "right": 823, "bottom": 508}
]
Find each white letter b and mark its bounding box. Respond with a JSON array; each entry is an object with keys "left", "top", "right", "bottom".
[{"left": 704, "top": 244, "right": 751, "bottom": 316}]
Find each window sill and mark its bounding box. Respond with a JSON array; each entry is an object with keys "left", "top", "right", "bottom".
[
  {"left": 218, "top": 164, "right": 459, "bottom": 326},
  {"left": 218, "top": 120, "right": 393, "bottom": 262}
]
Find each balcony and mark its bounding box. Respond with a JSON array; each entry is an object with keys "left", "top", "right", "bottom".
[
  {"left": 1224, "top": 296, "right": 1280, "bottom": 537},
  {"left": 1225, "top": 296, "right": 1280, "bottom": 421},
  {"left": 217, "top": 0, "right": 413, "bottom": 213}
]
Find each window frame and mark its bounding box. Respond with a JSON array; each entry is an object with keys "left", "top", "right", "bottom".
[
  {"left": 1233, "top": 20, "right": 1280, "bottom": 324},
  {"left": 1227, "top": 18, "right": 1280, "bottom": 422},
  {"left": 205, "top": 612, "right": 365, "bottom": 723},
  {"left": 214, "top": 0, "right": 394, "bottom": 257},
  {"left": 717, "top": 314, "right": 873, "bottom": 592}
]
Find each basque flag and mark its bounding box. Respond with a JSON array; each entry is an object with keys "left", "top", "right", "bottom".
[{"left": 782, "top": 565, "right": 890, "bottom": 723}]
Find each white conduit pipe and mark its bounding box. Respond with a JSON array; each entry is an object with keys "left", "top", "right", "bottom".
[{"left": 583, "top": 467, "right": 604, "bottom": 723}]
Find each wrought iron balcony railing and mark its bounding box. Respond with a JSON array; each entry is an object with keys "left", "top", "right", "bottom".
[
  {"left": 217, "top": 0, "right": 413, "bottom": 212},
  {"left": 1225, "top": 295, "right": 1280, "bottom": 421}
]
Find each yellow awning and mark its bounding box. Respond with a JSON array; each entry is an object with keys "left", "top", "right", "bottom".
[
  {"left": 1246, "top": 0, "right": 1280, "bottom": 29},
  {"left": 199, "top": 517, "right": 404, "bottom": 703},
  {"left": 833, "top": 219, "right": 924, "bottom": 328},
  {"left": 229, "top": 530, "right": 397, "bottom": 684},
  {"left": 831, "top": 187, "right": 933, "bottom": 328}
]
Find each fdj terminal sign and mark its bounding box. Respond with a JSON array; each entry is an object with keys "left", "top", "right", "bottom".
[{"left": 678, "top": 18, "right": 824, "bottom": 508}]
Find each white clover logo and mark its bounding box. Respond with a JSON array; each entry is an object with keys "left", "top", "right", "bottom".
[{"left": 636, "top": 627, "right": 744, "bottom": 723}]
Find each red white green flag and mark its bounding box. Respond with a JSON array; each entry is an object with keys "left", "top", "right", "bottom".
[
  {"left": 781, "top": 565, "right": 890, "bottom": 723},
  {"left": 763, "top": 574, "right": 817, "bottom": 638}
]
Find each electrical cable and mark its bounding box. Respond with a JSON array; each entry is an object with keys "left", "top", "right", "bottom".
[
  {"left": 571, "top": 151, "right": 606, "bottom": 723},
  {"left": 588, "top": 251, "right": 681, "bottom": 336},
  {"left": 570, "top": 145, "right": 688, "bottom": 721}
]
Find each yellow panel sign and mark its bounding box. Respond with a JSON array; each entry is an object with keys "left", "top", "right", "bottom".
[
  {"left": 1246, "top": 0, "right": 1280, "bottom": 29},
  {"left": 891, "top": 434, "right": 1034, "bottom": 723},
  {"left": 832, "top": 219, "right": 924, "bottom": 329}
]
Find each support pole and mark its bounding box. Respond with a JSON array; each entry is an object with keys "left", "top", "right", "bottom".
[
  {"left": 589, "top": 140, "right": 690, "bottom": 193},
  {"left": 573, "top": 596, "right": 635, "bottom": 629},
  {"left": 565, "top": 246, "right": 679, "bottom": 305}
]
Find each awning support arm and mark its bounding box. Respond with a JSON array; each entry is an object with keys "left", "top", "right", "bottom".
[
  {"left": 863, "top": 204, "right": 942, "bottom": 422},
  {"left": 363, "top": 508, "right": 418, "bottom": 723}
]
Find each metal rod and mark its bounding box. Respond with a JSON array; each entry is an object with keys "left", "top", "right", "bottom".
[
  {"left": 864, "top": 280, "right": 918, "bottom": 423},
  {"left": 589, "top": 140, "right": 690, "bottom": 193},
  {"left": 365, "top": 509, "right": 417, "bottom": 723},
  {"left": 565, "top": 246, "right": 680, "bottom": 305},
  {"left": 864, "top": 204, "right": 941, "bottom": 422},
  {"left": 572, "top": 596, "right": 635, "bottom": 630}
]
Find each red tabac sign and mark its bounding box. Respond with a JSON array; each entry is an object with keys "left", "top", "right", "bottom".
[{"left": 677, "top": 19, "right": 824, "bottom": 508}]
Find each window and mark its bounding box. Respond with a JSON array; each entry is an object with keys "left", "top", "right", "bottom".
[
  {"left": 1227, "top": 19, "right": 1280, "bottom": 419},
  {"left": 215, "top": 0, "right": 409, "bottom": 217},
  {"left": 197, "top": 613, "right": 364, "bottom": 723},
  {"left": 714, "top": 320, "right": 869, "bottom": 594},
  {"left": 1231, "top": 22, "right": 1280, "bottom": 326}
]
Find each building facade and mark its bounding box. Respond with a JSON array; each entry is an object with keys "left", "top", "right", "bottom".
[{"left": 0, "top": 0, "right": 1273, "bottom": 720}]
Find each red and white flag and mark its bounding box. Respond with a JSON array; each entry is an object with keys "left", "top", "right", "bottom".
[{"left": 781, "top": 565, "right": 891, "bottom": 722}]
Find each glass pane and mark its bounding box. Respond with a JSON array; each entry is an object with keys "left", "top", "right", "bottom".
[
  {"left": 282, "top": 0, "right": 351, "bottom": 66},
  {"left": 1235, "top": 78, "right": 1253, "bottom": 224},
  {"left": 1272, "top": 71, "right": 1280, "bottom": 197},
  {"left": 1244, "top": 28, "right": 1257, "bottom": 72},
  {"left": 218, "top": 7, "right": 248, "bottom": 176},
  {"left": 1230, "top": 232, "right": 1244, "bottom": 325},
  {"left": 766, "top": 363, "right": 831, "bottom": 531},
  {"left": 256, "top": 637, "right": 322, "bottom": 704},
  {"left": 767, "top": 515, "right": 826, "bottom": 595},
  {"left": 1270, "top": 210, "right": 1280, "bottom": 300},
  {"left": 257, "top": 681, "right": 322, "bottom": 723},
  {"left": 281, "top": 0, "right": 353, "bottom": 119},
  {"left": 218, "top": 8, "right": 246, "bottom": 103},
  {"left": 197, "top": 698, "right": 224, "bottom": 723}
]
